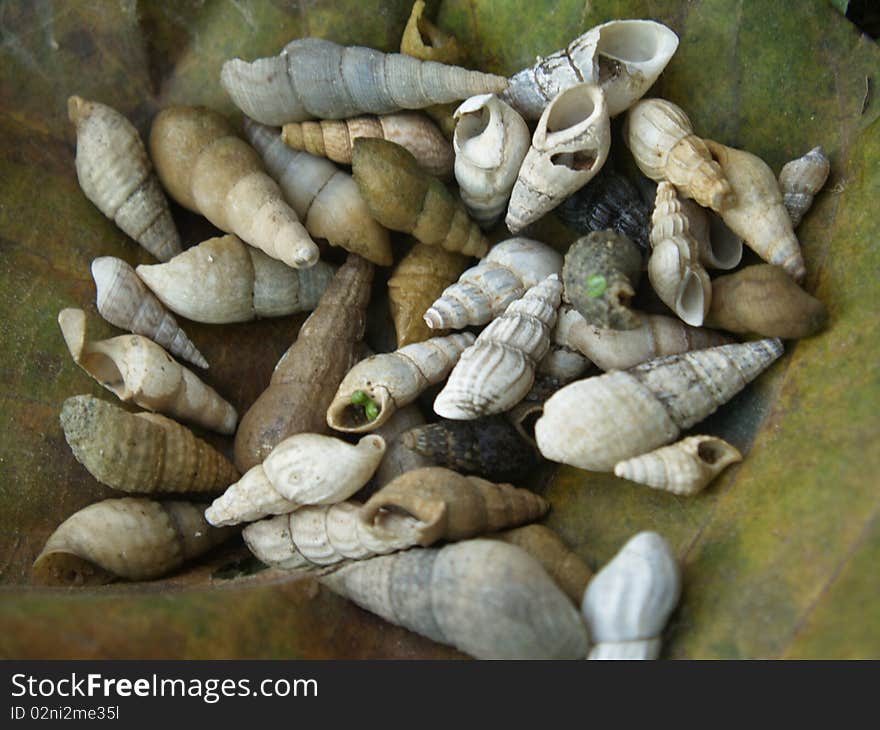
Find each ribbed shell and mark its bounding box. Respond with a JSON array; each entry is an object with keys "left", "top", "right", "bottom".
[{"left": 778, "top": 146, "right": 830, "bottom": 228}]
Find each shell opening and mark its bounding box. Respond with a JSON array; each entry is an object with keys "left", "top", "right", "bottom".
[
  {"left": 676, "top": 272, "right": 705, "bottom": 326},
  {"left": 546, "top": 86, "right": 598, "bottom": 132},
  {"left": 457, "top": 105, "right": 491, "bottom": 141},
  {"left": 597, "top": 23, "right": 663, "bottom": 63},
  {"left": 697, "top": 440, "right": 726, "bottom": 465},
  {"left": 707, "top": 216, "right": 743, "bottom": 269}
]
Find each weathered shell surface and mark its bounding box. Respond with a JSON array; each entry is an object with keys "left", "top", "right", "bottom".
[
  {"left": 779, "top": 146, "right": 831, "bottom": 227},
  {"left": 372, "top": 404, "right": 435, "bottom": 489},
  {"left": 535, "top": 338, "right": 784, "bottom": 471},
  {"left": 69, "top": 96, "right": 181, "bottom": 262},
  {"left": 58, "top": 308, "right": 237, "bottom": 434}
]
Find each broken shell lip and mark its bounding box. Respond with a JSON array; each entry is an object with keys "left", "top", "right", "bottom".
[{"left": 327, "top": 386, "right": 395, "bottom": 433}]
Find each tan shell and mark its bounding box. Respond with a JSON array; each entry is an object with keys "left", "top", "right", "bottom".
[
  {"left": 326, "top": 332, "right": 475, "bottom": 433},
  {"left": 60, "top": 395, "right": 238, "bottom": 494},
  {"left": 319, "top": 539, "right": 590, "bottom": 659},
  {"left": 372, "top": 404, "right": 435, "bottom": 488},
  {"left": 206, "top": 433, "right": 386, "bottom": 527},
  {"left": 614, "top": 435, "right": 742, "bottom": 496},
  {"left": 535, "top": 338, "right": 784, "bottom": 471},
  {"left": 68, "top": 96, "right": 181, "bottom": 262},
  {"left": 778, "top": 146, "right": 831, "bottom": 228},
  {"left": 434, "top": 275, "right": 562, "bottom": 419},
  {"left": 149, "top": 106, "right": 318, "bottom": 269},
  {"left": 678, "top": 198, "right": 743, "bottom": 270},
  {"left": 58, "top": 308, "right": 237, "bottom": 434},
  {"left": 33, "top": 498, "right": 236, "bottom": 586},
  {"left": 136, "top": 235, "right": 335, "bottom": 324},
  {"left": 92, "top": 256, "right": 207, "bottom": 368}
]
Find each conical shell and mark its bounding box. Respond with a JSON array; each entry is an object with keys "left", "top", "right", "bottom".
[
  {"left": 535, "top": 338, "right": 784, "bottom": 471},
  {"left": 453, "top": 94, "right": 530, "bottom": 228},
  {"left": 352, "top": 138, "right": 488, "bottom": 257},
  {"left": 60, "top": 395, "right": 238, "bottom": 494},
  {"left": 372, "top": 404, "right": 435, "bottom": 489},
  {"left": 220, "top": 37, "right": 508, "bottom": 125},
  {"left": 206, "top": 433, "right": 386, "bottom": 527},
  {"left": 424, "top": 237, "right": 563, "bottom": 330},
  {"left": 506, "top": 83, "right": 611, "bottom": 233},
  {"left": 92, "top": 256, "right": 207, "bottom": 368},
  {"left": 33, "top": 498, "right": 236, "bottom": 585},
  {"left": 624, "top": 99, "right": 734, "bottom": 212},
  {"left": 136, "top": 235, "right": 335, "bottom": 324},
  {"left": 326, "top": 332, "right": 475, "bottom": 433},
  {"left": 434, "top": 276, "right": 562, "bottom": 419},
  {"left": 149, "top": 106, "right": 318, "bottom": 269},
  {"left": 678, "top": 198, "right": 743, "bottom": 270},
  {"left": 779, "top": 146, "right": 830, "bottom": 228},
  {"left": 58, "top": 308, "right": 237, "bottom": 434},
  {"left": 581, "top": 531, "right": 681, "bottom": 660},
  {"left": 244, "top": 119, "right": 392, "bottom": 266},
  {"left": 502, "top": 19, "right": 679, "bottom": 119},
  {"left": 68, "top": 96, "right": 181, "bottom": 262},
  {"left": 320, "top": 539, "right": 590, "bottom": 659}
]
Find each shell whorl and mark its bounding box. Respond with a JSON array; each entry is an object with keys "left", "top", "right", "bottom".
[{"left": 778, "top": 146, "right": 831, "bottom": 228}]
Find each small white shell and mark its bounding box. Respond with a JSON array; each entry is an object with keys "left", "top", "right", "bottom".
[{"left": 778, "top": 146, "right": 831, "bottom": 228}]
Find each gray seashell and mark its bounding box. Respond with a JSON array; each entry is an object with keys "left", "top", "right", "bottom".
[{"left": 778, "top": 146, "right": 831, "bottom": 228}]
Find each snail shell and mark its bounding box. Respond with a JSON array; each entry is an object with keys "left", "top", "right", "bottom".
[
  {"left": 136, "top": 235, "right": 335, "bottom": 324},
  {"left": 778, "top": 146, "right": 831, "bottom": 228},
  {"left": 220, "top": 37, "right": 508, "bottom": 125},
  {"left": 33, "top": 498, "right": 236, "bottom": 586},
  {"left": 92, "top": 256, "right": 207, "bottom": 368},
  {"left": 372, "top": 404, "right": 435, "bottom": 489},
  {"left": 68, "top": 96, "right": 181, "bottom": 262},
  {"left": 536, "top": 342, "right": 592, "bottom": 381},
  {"left": 535, "top": 338, "right": 784, "bottom": 471},
  {"left": 60, "top": 395, "right": 238, "bottom": 494},
  {"left": 58, "top": 308, "right": 237, "bottom": 434},
  {"left": 678, "top": 198, "right": 743, "bottom": 270}
]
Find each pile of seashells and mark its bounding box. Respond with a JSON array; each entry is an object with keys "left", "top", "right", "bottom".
[{"left": 37, "top": 4, "right": 831, "bottom": 660}]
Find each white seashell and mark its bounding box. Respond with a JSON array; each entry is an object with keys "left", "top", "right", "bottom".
[
  {"left": 535, "top": 338, "right": 784, "bottom": 471},
  {"left": 778, "top": 146, "right": 831, "bottom": 228},
  {"left": 582, "top": 531, "right": 681, "bottom": 660},
  {"left": 205, "top": 433, "right": 386, "bottom": 527},
  {"left": 678, "top": 198, "right": 743, "bottom": 270},
  {"left": 536, "top": 343, "right": 592, "bottom": 380},
  {"left": 434, "top": 275, "right": 562, "bottom": 419},
  {"left": 506, "top": 83, "right": 610, "bottom": 233},
  {"left": 453, "top": 94, "right": 530, "bottom": 228},
  {"left": 502, "top": 20, "right": 679, "bottom": 119},
  {"left": 372, "top": 404, "right": 434, "bottom": 488},
  {"left": 614, "top": 435, "right": 742, "bottom": 496},
  {"left": 424, "top": 237, "right": 563, "bottom": 329}
]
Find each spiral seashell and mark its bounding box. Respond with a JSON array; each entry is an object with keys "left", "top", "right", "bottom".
[
  {"left": 326, "top": 332, "right": 475, "bottom": 433},
  {"left": 424, "top": 237, "right": 563, "bottom": 330},
  {"left": 136, "top": 235, "right": 335, "bottom": 324},
  {"left": 434, "top": 275, "right": 562, "bottom": 419},
  {"left": 58, "top": 308, "right": 237, "bottom": 435},
  {"left": 779, "top": 146, "right": 830, "bottom": 228},
  {"left": 68, "top": 96, "right": 181, "bottom": 262},
  {"left": 453, "top": 94, "right": 530, "bottom": 228},
  {"left": 60, "top": 395, "right": 238, "bottom": 494},
  {"left": 282, "top": 112, "right": 454, "bottom": 179},
  {"left": 243, "top": 119, "right": 392, "bottom": 266},
  {"left": 352, "top": 138, "right": 488, "bottom": 257},
  {"left": 501, "top": 19, "right": 679, "bottom": 120},
  {"left": 92, "top": 256, "right": 207, "bottom": 368},
  {"left": 206, "top": 433, "right": 386, "bottom": 527},
  {"left": 506, "top": 83, "right": 611, "bottom": 233},
  {"left": 678, "top": 198, "right": 743, "bottom": 270},
  {"left": 624, "top": 98, "right": 734, "bottom": 213},
  {"left": 554, "top": 305, "right": 732, "bottom": 372},
  {"left": 581, "top": 531, "right": 681, "bottom": 660},
  {"left": 535, "top": 338, "right": 784, "bottom": 471},
  {"left": 149, "top": 106, "right": 318, "bottom": 269},
  {"left": 319, "top": 539, "right": 590, "bottom": 659},
  {"left": 372, "top": 404, "right": 434, "bottom": 488},
  {"left": 33, "top": 498, "right": 236, "bottom": 586},
  {"left": 220, "top": 37, "right": 508, "bottom": 125}
]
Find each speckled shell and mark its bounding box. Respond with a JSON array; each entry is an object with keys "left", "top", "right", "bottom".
[
  {"left": 326, "top": 332, "right": 475, "bottom": 433},
  {"left": 581, "top": 531, "right": 681, "bottom": 660},
  {"left": 624, "top": 99, "right": 734, "bottom": 212},
  {"left": 220, "top": 37, "right": 507, "bottom": 125},
  {"left": 206, "top": 433, "right": 386, "bottom": 527},
  {"left": 501, "top": 19, "right": 679, "bottom": 119},
  {"left": 424, "top": 237, "right": 563, "bottom": 330},
  {"left": 92, "top": 256, "right": 207, "bottom": 368},
  {"left": 506, "top": 83, "right": 611, "bottom": 233},
  {"left": 562, "top": 230, "right": 642, "bottom": 330},
  {"left": 33, "top": 498, "right": 236, "bottom": 586},
  {"left": 60, "top": 395, "right": 238, "bottom": 494},
  {"left": 319, "top": 539, "right": 590, "bottom": 659},
  {"left": 69, "top": 96, "right": 181, "bottom": 262},
  {"left": 535, "top": 338, "right": 784, "bottom": 471},
  {"left": 244, "top": 120, "right": 392, "bottom": 266},
  {"left": 678, "top": 198, "right": 743, "bottom": 270},
  {"left": 453, "top": 94, "right": 530, "bottom": 228},
  {"left": 434, "top": 275, "right": 562, "bottom": 419},
  {"left": 372, "top": 404, "right": 434, "bottom": 489},
  {"left": 779, "top": 146, "right": 830, "bottom": 227},
  {"left": 352, "top": 138, "right": 488, "bottom": 257},
  {"left": 149, "top": 106, "right": 318, "bottom": 269},
  {"left": 58, "top": 308, "right": 237, "bottom": 434}
]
